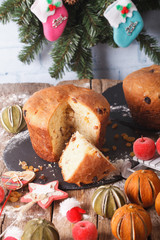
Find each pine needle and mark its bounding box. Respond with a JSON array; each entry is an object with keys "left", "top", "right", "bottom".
[
  {"left": 0, "top": 0, "right": 160, "bottom": 79},
  {"left": 137, "top": 30, "right": 160, "bottom": 64}
]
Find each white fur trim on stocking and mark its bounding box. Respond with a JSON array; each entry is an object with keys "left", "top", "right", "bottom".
[
  {"left": 31, "top": 0, "right": 63, "bottom": 23},
  {"left": 104, "top": 0, "right": 137, "bottom": 28}
]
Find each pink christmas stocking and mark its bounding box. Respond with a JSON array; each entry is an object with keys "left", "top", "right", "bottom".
[{"left": 31, "top": 0, "right": 68, "bottom": 41}]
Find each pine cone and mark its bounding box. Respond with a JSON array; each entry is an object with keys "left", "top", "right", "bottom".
[{"left": 63, "top": 0, "right": 78, "bottom": 5}]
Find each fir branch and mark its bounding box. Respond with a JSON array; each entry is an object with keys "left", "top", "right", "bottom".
[
  {"left": 18, "top": 34, "right": 45, "bottom": 64},
  {"left": 49, "top": 27, "right": 81, "bottom": 79},
  {"left": 80, "top": 2, "right": 102, "bottom": 48},
  {"left": 18, "top": 20, "right": 42, "bottom": 44},
  {"left": 136, "top": 30, "right": 160, "bottom": 64},
  {"left": 13, "top": 0, "right": 35, "bottom": 26},
  {"left": 70, "top": 43, "right": 93, "bottom": 79},
  {"left": 0, "top": 0, "right": 22, "bottom": 23}
]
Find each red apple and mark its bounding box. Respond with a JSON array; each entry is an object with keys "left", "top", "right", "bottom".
[
  {"left": 72, "top": 221, "right": 98, "bottom": 240},
  {"left": 133, "top": 136, "right": 156, "bottom": 160},
  {"left": 156, "top": 137, "right": 160, "bottom": 155}
]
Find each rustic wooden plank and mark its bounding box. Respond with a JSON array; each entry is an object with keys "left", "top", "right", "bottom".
[
  {"left": 101, "top": 79, "right": 122, "bottom": 93},
  {"left": 0, "top": 83, "right": 52, "bottom": 96},
  {"left": 57, "top": 79, "right": 91, "bottom": 89},
  {"left": 98, "top": 218, "right": 115, "bottom": 240},
  {"left": 91, "top": 79, "right": 102, "bottom": 94},
  {"left": 1, "top": 199, "right": 51, "bottom": 237},
  {"left": 0, "top": 83, "right": 53, "bottom": 236}
]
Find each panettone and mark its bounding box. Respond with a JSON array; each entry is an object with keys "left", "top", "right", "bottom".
[
  {"left": 59, "top": 131, "right": 115, "bottom": 186},
  {"left": 23, "top": 84, "right": 110, "bottom": 162},
  {"left": 123, "top": 65, "right": 160, "bottom": 130}
]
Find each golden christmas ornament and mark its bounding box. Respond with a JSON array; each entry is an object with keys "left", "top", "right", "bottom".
[{"left": 0, "top": 105, "right": 26, "bottom": 133}]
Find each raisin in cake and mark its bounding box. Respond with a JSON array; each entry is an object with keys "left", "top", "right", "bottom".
[
  {"left": 59, "top": 131, "right": 115, "bottom": 186},
  {"left": 23, "top": 84, "right": 110, "bottom": 162}
]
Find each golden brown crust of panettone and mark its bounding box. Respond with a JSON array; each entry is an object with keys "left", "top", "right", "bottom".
[
  {"left": 59, "top": 150, "right": 116, "bottom": 186},
  {"left": 23, "top": 84, "right": 110, "bottom": 162},
  {"left": 123, "top": 65, "right": 160, "bottom": 130}
]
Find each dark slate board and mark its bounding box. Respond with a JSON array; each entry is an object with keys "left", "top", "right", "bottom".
[
  {"left": 3, "top": 83, "right": 156, "bottom": 190},
  {"left": 3, "top": 130, "right": 122, "bottom": 191}
]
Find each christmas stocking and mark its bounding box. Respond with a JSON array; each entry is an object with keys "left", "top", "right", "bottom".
[
  {"left": 31, "top": 0, "right": 68, "bottom": 41},
  {"left": 104, "top": 0, "right": 144, "bottom": 48}
]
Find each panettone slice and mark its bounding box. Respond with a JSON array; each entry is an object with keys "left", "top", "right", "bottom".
[{"left": 59, "top": 131, "right": 116, "bottom": 186}]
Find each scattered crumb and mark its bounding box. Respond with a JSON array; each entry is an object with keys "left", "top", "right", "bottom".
[
  {"left": 14, "top": 205, "right": 20, "bottom": 208},
  {"left": 22, "top": 165, "right": 28, "bottom": 170},
  {"left": 8, "top": 191, "right": 22, "bottom": 202},
  {"left": 101, "top": 148, "right": 110, "bottom": 153},
  {"left": 112, "top": 145, "right": 117, "bottom": 151},
  {"left": 34, "top": 168, "right": 39, "bottom": 172},
  {"left": 19, "top": 161, "right": 27, "bottom": 167},
  {"left": 28, "top": 166, "right": 34, "bottom": 170},
  {"left": 121, "top": 133, "right": 128, "bottom": 140},
  {"left": 130, "top": 152, "right": 135, "bottom": 157},
  {"left": 126, "top": 136, "right": 135, "bottom": 142},
  {"left": 107, "top": 120, "right": 112, "bottom": 126},
  {"left": 126, "top": 142, "right": 132, "bottom": 147},
  {"left": 38, "top": 165, "right": 43, "bottom": 170},
  {"left": 114, "top": 134, "right": 119, "bottom": 139},
  {"left": 39, "top": 174, "right": 47, "bottom": 181},
  {"left": 112, "top": 123, "right": 118, "bottom": 129}
]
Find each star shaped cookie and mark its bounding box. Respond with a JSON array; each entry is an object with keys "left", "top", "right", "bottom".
[{"left": 21, "top": 180, "right": 68, "bottom": 209}]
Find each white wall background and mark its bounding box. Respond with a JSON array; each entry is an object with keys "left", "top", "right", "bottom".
[{"left": 0, "top": 7, "right": 159, "bottom": 85}]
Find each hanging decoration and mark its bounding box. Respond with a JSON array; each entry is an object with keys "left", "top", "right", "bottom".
[
  {"left": 31, "top": 0, "right": 68, "bottom": 41},
  {"left": 0, "top": 0, "right": 160, "bottom": 79},
  {"left": 104, "top": 0, "right": 144, "bottom": 47}
]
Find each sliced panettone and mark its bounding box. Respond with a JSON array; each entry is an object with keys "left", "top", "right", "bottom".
[
  {"left": 59, "top": 131, "right": 116, "bottom": 186},
  {"left": 23, "top": 84, "right": 110, "bottom": 162}
]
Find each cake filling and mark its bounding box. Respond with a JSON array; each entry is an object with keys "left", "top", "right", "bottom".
[
  {"left": 59, "top": 131, "right": 115, "bottom": 185},
  {"left": 49, "top": 99, "right": 100, "bottom": 158}
]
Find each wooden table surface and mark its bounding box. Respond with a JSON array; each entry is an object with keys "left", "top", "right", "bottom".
[{"left": 0, "top": 79, "right": 160, "bottom": 240}]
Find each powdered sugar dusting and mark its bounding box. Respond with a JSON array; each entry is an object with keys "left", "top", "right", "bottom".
[
  {"left": 0, "top": 92, "right": 30, "bottom": 173},
  {"left": 0, "top": 93, "right": 29, "bottom": 110},
  {"left": 110, "top": 104, "right": 131, "bottom": 117},
  {"left": 3, "top": 130, "right": 29, "bottom": 154}
]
